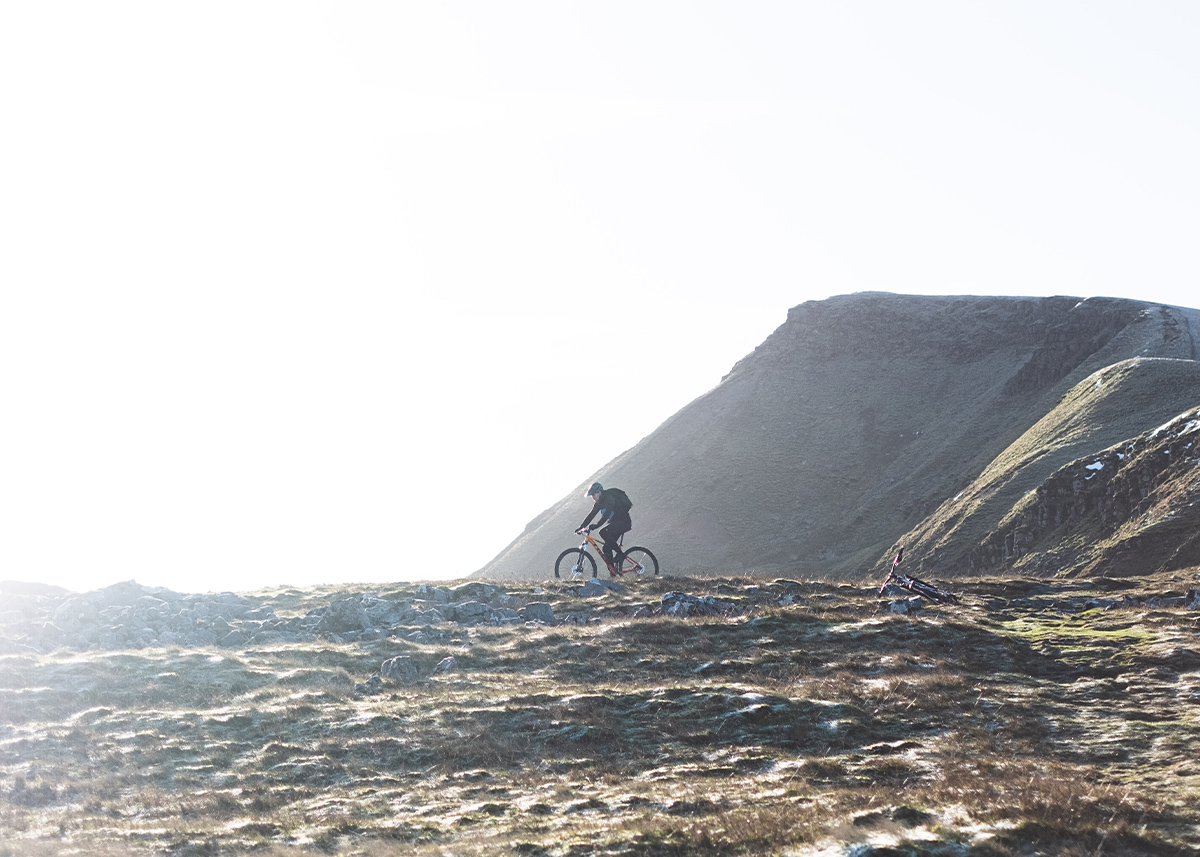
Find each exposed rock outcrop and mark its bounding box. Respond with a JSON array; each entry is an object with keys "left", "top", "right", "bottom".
[{"left": 969, "top": 407, "right": 1200, "bottom": 576}]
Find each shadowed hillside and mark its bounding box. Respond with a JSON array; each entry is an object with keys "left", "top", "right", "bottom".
[
  {"left": 901, "top": 361, "right": 1200, "bottom": 579},
  {"left": 477, "top": 293, "right": 1199, "bottom": 582}
]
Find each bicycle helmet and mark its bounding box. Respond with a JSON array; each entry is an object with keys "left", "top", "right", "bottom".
[{"left": 584, "top": 481, "right": 603, "bottom": 499}]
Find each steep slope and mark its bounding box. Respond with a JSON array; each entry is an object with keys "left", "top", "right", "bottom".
[
  {"left": 476, "top": 293, "right": 1199, "bottom": 581},
  {"left": 967, "top": 404, "right": 1200, "bottom": 577},
  {"left": 898, "top": 359, "right": 1200, "bottom": 578}
]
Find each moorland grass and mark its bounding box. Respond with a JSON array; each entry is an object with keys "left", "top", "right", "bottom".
[{"left": 2, "top": 573, "right": 1199, "bottom": 855}]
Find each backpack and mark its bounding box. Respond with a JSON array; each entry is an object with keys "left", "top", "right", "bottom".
[{"left": 606, "top": 487, "right": 633, "bottom": 513}]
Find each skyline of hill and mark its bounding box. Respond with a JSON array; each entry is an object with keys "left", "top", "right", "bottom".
[{"left": 476, "top": 293, "right": 1200, "bottom": 581}]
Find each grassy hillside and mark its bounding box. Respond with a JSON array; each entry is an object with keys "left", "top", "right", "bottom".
[
  {"left": 967, "top": 404, "right": 1200, "bottom": 578},
  {"left": 478, "top": 294, "right": 1199, "bottom": 582},
  {"left": 2, "top": 572, "right": 1199, "bottom": 855},
  {"left": 899, "top": 359, "right": 1200, "bottom": 578}
]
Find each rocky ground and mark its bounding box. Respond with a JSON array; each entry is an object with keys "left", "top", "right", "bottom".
[{"left": 1, "top": 570, "right": 1199, "bottom": 856}]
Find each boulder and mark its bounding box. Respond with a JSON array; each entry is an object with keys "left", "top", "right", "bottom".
[
  {"left": 522, "top": 602, "right": 556, "bottom": 624},
  {"left": 185, "top": 628, "right": 218, "bottom": 647},
  {"left": 415, "top": 584, "right": 450, "bottom": 603},
  {"left": 380, "top": 656, "right": 420, "bottom": 682},
  {"left": 578, "top": 578, "right": 626, "bottom": 598},
  {"left": 445, "top": 601, "right": 493, "bottom": 624},
  {"left": 91, "top": 581, "right": 162, "bottom": 607},
  {"left": 365, "top": 599, "right": 411, "bottom": 625},
  {"left": 661, "top": 592, "right": 738, "bottom": 618},
  {"left": 53, "top": 598, "right": 97, "bottom": 625},
  {"left": 219, "top": 630, "right": 249, "bottom": 648},
  {"left": 449, "top": 582, "right": 500, "bottom": 602},
  {"left": 410, "top": 608, "right": 445, "bottom": 626},
  {"left": 354, "top": 673, "right": 385, "bottom": 695},
  {"left": 316, "top": 599, "right": 375, "bottom": 634},
  {"left": 491, "top": 607, "right": 523, "bottom": 625}
]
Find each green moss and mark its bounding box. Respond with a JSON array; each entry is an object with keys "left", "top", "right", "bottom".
[{"left": 995, "top": 616, "right": 1153, "bottom": 643}]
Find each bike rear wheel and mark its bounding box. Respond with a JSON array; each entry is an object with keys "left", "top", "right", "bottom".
[
  {"left": 618, "top": 546, "right": 658, "bottom": 576},
  {"left": 906, "top": 576, "right": 959, "bottom": 604},
  {"left": 555, "top": 548, "right": 596, "bottom": 579}
]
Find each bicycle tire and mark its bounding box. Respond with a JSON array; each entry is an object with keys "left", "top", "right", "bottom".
[
  {"left": 619, "top": 546, "right": 658, "bottom": 576},
  {"left": 555, "top": 548, "right": 596, "bottom": 579}
]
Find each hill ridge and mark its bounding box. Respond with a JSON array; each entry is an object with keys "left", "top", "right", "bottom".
[{"left": 477, "top": 293, "right": 1200, "bottom": 581}]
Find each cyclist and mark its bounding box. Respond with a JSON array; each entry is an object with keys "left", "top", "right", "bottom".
[{"left": 576, "top": 481, "right": 632, "bottom": 570}]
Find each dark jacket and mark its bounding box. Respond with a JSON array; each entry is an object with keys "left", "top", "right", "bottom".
[{"left": 580, "top": 488, "right": 632, "bottom": 531}]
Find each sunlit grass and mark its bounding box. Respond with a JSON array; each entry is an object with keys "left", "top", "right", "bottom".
[{"left": 2, "top": 571, "right": 1199, "bottom": 855}]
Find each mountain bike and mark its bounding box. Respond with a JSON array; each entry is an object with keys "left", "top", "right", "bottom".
[
  {"left": 877, "top": 567, "right": 959, "bottom": 604},
  {"left": 554, "top": 530, "right": 659, "bottom": 579},
  {"left": 876, "top": 545, "right": 958, "bottom": 604}
]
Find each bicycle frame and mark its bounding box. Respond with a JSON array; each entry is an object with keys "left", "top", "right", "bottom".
[
  {"left": 876, "top": 545, "right": 958, "bottom": 603},
  {"left": 878, "top": 568, "right": 959, "bottom": 604},
  {"left": 574, "top": 532, "right": 647, "bottom": 576}
]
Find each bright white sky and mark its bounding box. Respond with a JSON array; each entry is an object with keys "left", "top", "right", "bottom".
[{"left": 3, "top": 2, "right": 1199, "bottom": 594}]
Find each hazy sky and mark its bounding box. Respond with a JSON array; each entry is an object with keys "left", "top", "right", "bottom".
[{"left": 3, "top": 2, "right": 1199, "bottom": 594}]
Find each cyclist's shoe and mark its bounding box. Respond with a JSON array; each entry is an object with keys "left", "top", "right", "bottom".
[{"left": 570, "top": 567, "right": 583, "bottom": 580}]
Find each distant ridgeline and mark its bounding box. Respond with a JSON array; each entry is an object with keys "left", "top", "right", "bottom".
[{"left": 476, "top": 294, "right": 1200, "bottom": 582}]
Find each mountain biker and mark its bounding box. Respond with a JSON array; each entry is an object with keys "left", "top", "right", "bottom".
[{"left": 576, "top": 482, "right": 632, "bottom": 570}]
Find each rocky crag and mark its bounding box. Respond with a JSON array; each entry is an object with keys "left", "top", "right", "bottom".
[
  {"left": 477, "top": 293, "right": 1200, "bottom": 582},
  {"left": 966, "top": 405, "right": 1200, "bottom": 577}
]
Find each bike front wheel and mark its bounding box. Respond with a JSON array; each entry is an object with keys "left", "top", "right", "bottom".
[
  {"left": 618, "top": 546, "right": 658, "bottom": 576},
  {"left": 555, "top": 548, "right": 597, "bottom": 579}
]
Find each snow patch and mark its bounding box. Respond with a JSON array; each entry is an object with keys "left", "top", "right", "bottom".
[{"left": 1085, "top": 461, "right": 1104, "bottom": 472}]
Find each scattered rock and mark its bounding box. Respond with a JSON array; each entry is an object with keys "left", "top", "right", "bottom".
[
  {"left": 661, "top": 592, "right": 739, "bottom": 618},
  {"left": 412, "top": 608, "right": 445, "bottom": 625},
  {"left": 432, "top": 656, "right": 457, "bottom": 675},
  {"left": 380, "top": 656, "right": 420, "bottom": 682},
  {"left": 576, "top": 578, "right": 626, "bottom": 598},
  {"left": 449, "top": 582, "right": 500, "bottom": 602},
  {"left": 491, "top": 607, "right": 523, "bottom": 625},
  {"left": 316, "top": 599, "right": 375, "bottom": 635},
  {"left": 522, "top": 602, "right": 556, "bottom": 624},
  {"left": 445, "top": 600, "right": 493, "bottom": 624},
  {"left": 415, "top": 584, "right": 451, "bottom": 603},
  {"left": 353, "top": 673, "right": 385, "bottom": 695}
]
